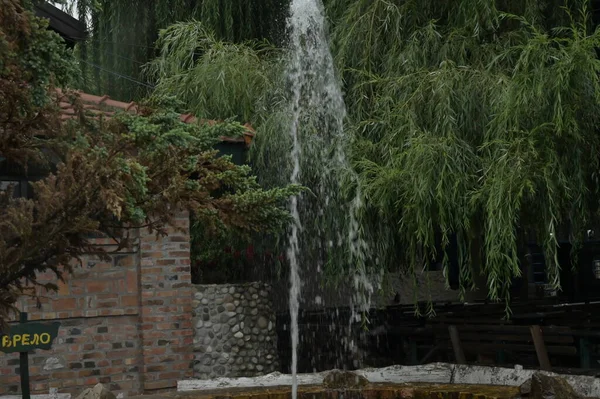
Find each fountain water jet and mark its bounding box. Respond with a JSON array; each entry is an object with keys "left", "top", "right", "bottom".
[{"left": 284, "top": 0, "right": 380, "bottom": 398}]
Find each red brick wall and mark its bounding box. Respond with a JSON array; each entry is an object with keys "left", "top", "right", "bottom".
[
  {"left": 139, "top": 213, "right": 194, "bottom": 391},
  {"left": 0, "top": 212, "right": 193, "bottom": 396}
]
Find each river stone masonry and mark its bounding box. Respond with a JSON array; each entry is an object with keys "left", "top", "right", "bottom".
[{"left": 192, "top": 282, "right": 279, "bottom": 379}]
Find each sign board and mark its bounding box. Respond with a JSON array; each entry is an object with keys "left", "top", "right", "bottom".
[
  {"left": 0, "top": 321, "right": 60, "bottom": 353},
  {"left": 0, "top": 313, "right": 60, "bottom": 399}
]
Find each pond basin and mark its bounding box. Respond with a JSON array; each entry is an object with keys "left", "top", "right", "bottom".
[{"left": 169, "top": 383, "right": 520, "bottom": 399}]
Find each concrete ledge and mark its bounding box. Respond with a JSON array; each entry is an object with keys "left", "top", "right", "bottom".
[
  {"left": 0, "top": 387, "right": 71, "bottom": 399},
  {"left": 0, "top": 395, "right": 71, "bottom": 399},
  {"left": 178, "top": 363, "right": 600, "bottom": 398},
  {"left": 356, "top": 363, "right": 454, "bottom": 384},
  {"left": 452, "top": 364, "right": 600, "bottom": 398},
  {"left": 178, "top": 371, "right": 324, "bottom": 391}
]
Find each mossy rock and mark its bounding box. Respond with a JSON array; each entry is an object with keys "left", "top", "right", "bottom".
[
  {"left": 530, "top": 373, "right": 583, "bottom": 399},
  {"left": 322, "top": 370, "right": 369, "bottom": 390}
]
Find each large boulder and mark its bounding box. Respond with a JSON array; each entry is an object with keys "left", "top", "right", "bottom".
[
  {"left": 75, "top": 384, "right": 117, "bottom": 399},
  {"left": 530, "top": 372, "right": 583, "bottom": 399},
  {"left": 322, "top": 370, "right": 369, "bottom": 389}
]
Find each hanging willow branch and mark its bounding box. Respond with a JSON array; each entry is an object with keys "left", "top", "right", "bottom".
[
  {"left": 144, "top": 21, "right": 279, "bottom": 123},
  {"left": 338, "top": 0, "right": 600, "bottom": 308}
]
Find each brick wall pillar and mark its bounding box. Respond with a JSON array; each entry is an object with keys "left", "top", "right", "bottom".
[{"left": 139, "top": 211, "right": 194, "bottom": 392}]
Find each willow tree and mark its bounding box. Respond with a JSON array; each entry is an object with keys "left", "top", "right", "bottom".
[
  {"left": 318, "top": 0, "right": 600, "bottom": 310},
  {"left": 145, "top": 21, "right": 281, "bottom": 124},
  {"left": 69, "top": 0, "right": 288, "bottom": 101}
]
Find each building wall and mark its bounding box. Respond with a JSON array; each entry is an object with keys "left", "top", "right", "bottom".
[
  {"left": 192, "top": 282, "right": 278, "bottom": 379},
  {"left": 0, "top": 212, "right": 193, "bottom": 397}
]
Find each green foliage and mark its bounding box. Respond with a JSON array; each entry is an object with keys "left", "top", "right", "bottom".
[
  {"left": 336, "top": 0, "right": 600, "bottom": 308},
  {"left": 1, "top": 1, "right": 78, "bottom": 91},
  {"left": 0, "top": 0, "right": 78, "bottom": 166},
  {"left": 146, "top": 21, "right": 279, "bottom": 123},
  {"left": 72, "top": 0, "right": 288, "bottom": 101}
]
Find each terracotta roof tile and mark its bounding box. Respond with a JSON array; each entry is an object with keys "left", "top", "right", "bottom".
[{"left": 54, "top": 89, "right": 255, "bottom": 147}]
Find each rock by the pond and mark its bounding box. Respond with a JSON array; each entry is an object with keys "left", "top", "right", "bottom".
[
  {"left": 323, "top": 370, "right": 369, "bottom": 389},
  {"left": 530, "top": 372, "right": 583, "bottom": 399},
  {"left": 75, "top": 384, "right": 116, "bottom": 399},
  {"left": 520, "top": 378, "right": 532, "bottom": 396}
]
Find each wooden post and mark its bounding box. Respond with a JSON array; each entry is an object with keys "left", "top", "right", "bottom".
[
  {"left": 530, "top": 325, "right": 552, "bottom": 371},
  {"left": 407, "top": 339, "right": 418, "bottom": 365},
  {"left": 19, "top": 312, "right": 30, "bottom": 399},
  {"left": 448, "top": 325, "right": 466, "bottom": 364},
  {"left": 580, "top": 337, "right": 591, "bottom": 369}
]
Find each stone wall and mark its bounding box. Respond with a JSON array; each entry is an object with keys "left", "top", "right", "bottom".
[
  {"left": 192, "top": 282, "right": 279, "bottom": 379},
  {"left": 0, "top": 212, "right": 193, "bottom": 397}
]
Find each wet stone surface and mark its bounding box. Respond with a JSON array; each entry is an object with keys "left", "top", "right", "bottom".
[{"left": 192, "top": 282, "right": 279, "bottom": 379}]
